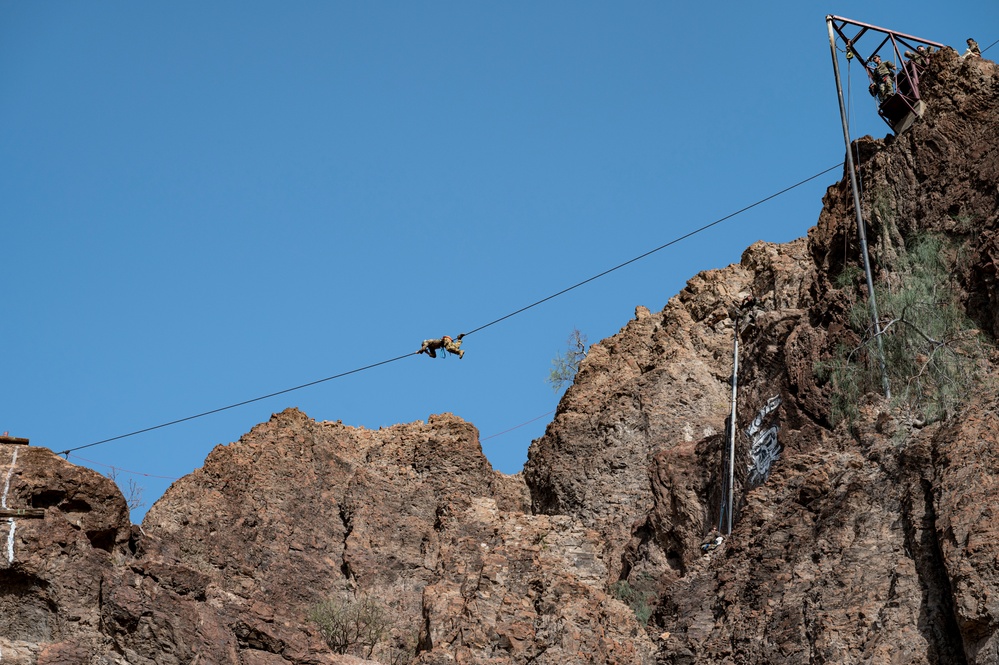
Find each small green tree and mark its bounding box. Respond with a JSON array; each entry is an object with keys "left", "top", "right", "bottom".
[
  {"left": 547, "top": 329, "right": 587, "bottom": 392},
  {"left": 309, "top": 594, "right": 389, "bottom": 658},
  {"left": 818, "top": 235, "right": 989, "bottom": 425}
]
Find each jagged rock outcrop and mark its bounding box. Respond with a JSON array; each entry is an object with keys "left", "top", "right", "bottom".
[
  {"left": 524, "top": 237, "right": 820, "bottom": 585},
  {"left": 2, "top": 48, "right": 998, "bottom": 664},
  {"left": 2, "top": 412, "right": 653, "bottom": 664},
  {"left": 0, "top": 444, "right": 131, "bottom": 664},
  {"left": 525, "top": 48, "right": 999, "bottom": 664}
]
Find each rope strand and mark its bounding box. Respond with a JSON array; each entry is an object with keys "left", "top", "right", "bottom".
[
  {"left": 59, "top": 352, "right": 418, "bottom": 455},
  {"left": 461, "top": 163, "right": 842, "bottom": 337}
]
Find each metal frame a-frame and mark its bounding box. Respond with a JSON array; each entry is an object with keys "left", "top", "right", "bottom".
[
  {"left": 827, "top": 15, "right": 946, "bottom": 131},
  {"left": 824, "top": 16, "right": 943, "bottom": 400}
]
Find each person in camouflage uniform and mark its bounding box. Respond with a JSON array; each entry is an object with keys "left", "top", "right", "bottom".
[
  {"left": 869, "top": 54, "right": 897, "bottom": 102},
  {"left": 418, "top": 334, "right": 465, "bottom": 359},
  {"left": 904, "top": 45, "right": 933, "bottom": 68}
]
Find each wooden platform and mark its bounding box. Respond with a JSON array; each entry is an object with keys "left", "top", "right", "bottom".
[
  {"left": 0, "top": 435, "right": 29, "bottom": 446},
  {"left": 880, "top": 95, "right": 926, "bottom": 135},
  {"left": 890, "top": 100, "right": 926, "bottom": 135}
]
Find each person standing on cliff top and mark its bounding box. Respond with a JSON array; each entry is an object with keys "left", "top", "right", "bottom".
[
  {"left": 417, "top": 334, "right": 465, "bottom": 359},
  {"left": 904, "top": 45, "right": 933, "bottom": 68}
]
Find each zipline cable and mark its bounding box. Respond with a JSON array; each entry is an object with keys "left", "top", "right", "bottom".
[
  {"left": 460, "top": 163, "right": 842, "bottom": 337},
  {"left": 480, "top": 410, "right": 556, "bottom": 441},
  {"left": 58, "top": 351, "right": 418, "bottom": 456},
  {"left": 60, "top": 162, "right": 843, "bottom": 457},
  {"left": 78, "top": 406, "right": 562, "bottom": 480},
  {"left": 68, "top": 454, "right": 180, "bottom": 480}
]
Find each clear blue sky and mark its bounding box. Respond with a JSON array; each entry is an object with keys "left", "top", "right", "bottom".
[{"left": 3, "top": 2, "right": 994, "bottom": 520}]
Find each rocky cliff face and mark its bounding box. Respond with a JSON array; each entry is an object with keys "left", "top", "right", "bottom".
[
  {"left": 2, "top": 49, "right": 997, "bottom": 664},
  {"left": 0, "top": 414, "right": 653, "bottom": 665}
]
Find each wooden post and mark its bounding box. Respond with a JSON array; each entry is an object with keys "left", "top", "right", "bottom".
[
  {"left": 2, "top": 440, "right": 43, "bottom": 522},
  {"left": 0, "top": 508, "right": 44, "bottom": 519}
]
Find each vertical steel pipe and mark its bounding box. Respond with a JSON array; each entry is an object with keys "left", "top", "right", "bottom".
[
  {"left": 826, "top": 16, "right": 891, "bottom": 399},
  {"left": 727, "top": 313, "right": 739, "bottom": 535}
]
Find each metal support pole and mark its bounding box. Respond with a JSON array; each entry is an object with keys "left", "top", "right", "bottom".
[
  {"left": 826, "top": 16, "right": 892, "bottom": 400},
  {"left": 726, "top": 313, "right": 739, "bottom": 536}
]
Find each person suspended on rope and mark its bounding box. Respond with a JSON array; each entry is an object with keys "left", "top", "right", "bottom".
[
  {"left": 963, "top": 38, "right": 981, "bottom": 58},
  {"left": 418, "top": 334, "right": 465, "bottom": 359},
  {"left": 868, "top": 54, "right": 897, "bottom": 103}
]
